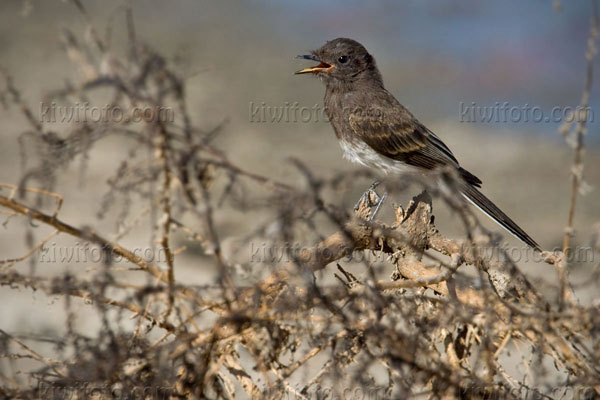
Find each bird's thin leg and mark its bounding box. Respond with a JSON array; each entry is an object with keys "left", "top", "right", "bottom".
[
  {"left": 353, "top": 181, "right": 380, "bottom": 211},
  {"left": 370, "top": 190, "right": 387, "bottom": 221},
  {"left": 353, "top": 181, "right": 388, "bottom": 221}
]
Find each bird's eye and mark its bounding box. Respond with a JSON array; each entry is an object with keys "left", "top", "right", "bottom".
[{"left": 338, "top": 56, "right": 349, "bottom": 64}]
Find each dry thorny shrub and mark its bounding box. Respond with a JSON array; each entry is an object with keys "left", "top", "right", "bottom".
[{"left": 1, "top": 3, "right": 600, "bottom": 399}]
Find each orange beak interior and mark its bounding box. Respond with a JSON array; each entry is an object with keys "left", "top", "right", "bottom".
[{"left": 295, "top": 61, "right": 334, "bottom": 74}]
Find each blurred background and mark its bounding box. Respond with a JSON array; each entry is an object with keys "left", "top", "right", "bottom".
[{"left": 0, "top": 0, "right": 598, "bottom": 333}]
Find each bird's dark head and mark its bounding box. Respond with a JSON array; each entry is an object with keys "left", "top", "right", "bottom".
[{"left": 295, "top": 38, "right": 382, "bottom": 87}]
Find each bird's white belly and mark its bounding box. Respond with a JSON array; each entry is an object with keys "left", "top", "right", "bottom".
[{"left": 339, "top": 137, "right": 421, "bottom": 175}]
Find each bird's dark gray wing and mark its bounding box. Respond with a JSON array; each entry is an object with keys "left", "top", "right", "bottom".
[
  {"left": 348, "top": 105, "right": 482, "bottom": 187},
  {"left": 347, "top": 106, "right": 460, "bottom": 171}
]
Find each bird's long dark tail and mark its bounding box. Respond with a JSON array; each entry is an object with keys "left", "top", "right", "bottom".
[{"left": 458, "top": 180, "right": 541, "bottom": 252}]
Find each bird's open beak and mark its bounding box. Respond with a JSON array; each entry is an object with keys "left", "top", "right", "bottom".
[{"left": 295, "top": 54, "right": 334, "bottom": 74}]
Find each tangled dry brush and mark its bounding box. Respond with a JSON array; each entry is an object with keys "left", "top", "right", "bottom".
[{"left": 1, "top": 2, "right": 600, "bottom": 399}]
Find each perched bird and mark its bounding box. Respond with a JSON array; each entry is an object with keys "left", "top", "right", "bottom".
[{"left": 295, "top": 38, "right": 540, "bottom": 251}]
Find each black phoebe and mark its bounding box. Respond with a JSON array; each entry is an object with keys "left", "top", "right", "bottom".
[{"left": 296, "top": 38, "right": 540, "bottom": 251}]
